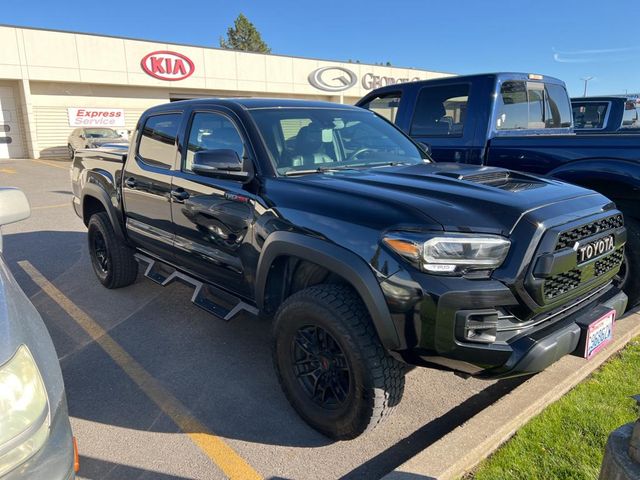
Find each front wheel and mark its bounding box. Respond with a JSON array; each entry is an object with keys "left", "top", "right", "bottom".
[
  {"left": 68, "top": 144, "right": 74, "bottom": 159},
  {"left": 618, "top": 217, "right": 640, "bottom": 308},
  {"left": 88, "top": 212, "right": 138, "bottom": 289},
  {"left": 272, "top": 284, "right": 405, "bottom": 440}
]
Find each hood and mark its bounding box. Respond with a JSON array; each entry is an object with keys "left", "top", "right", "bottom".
[{"left": 266, "top": 163, "right": 606, "bottom": 236}]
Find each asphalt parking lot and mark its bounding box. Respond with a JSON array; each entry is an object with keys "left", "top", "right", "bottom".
[{"left": 0, "top": 158, "right": 524, "bottom": 480}]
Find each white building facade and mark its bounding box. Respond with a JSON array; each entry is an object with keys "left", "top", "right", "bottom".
[{"left": 0, "top": 25, "right": 453, "bottom": 159}]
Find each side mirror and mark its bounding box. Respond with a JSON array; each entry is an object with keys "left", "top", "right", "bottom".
[
  {"left": 192, "top": 149, "right": 252, "bottom": 182},
  {"left": 0, "top": 188, "right": 30, "bottom": 227},
  {"left": 79, "top": 133, "right": 86, "bottom": 139}
]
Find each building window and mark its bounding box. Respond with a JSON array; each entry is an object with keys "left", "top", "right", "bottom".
[{"left": 138, "top": 113, "right": 182, "bottom": 168}]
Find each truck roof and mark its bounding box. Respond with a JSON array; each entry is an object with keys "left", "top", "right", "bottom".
[
  {"left": 146, "top": 97, "right": 359, "bottom": 113},
  {"left": 360, "top": 72, "right": 565, "bottom": 96}
]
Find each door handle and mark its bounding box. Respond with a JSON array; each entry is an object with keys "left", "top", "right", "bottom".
[
  {"left": 124, "top": 177, "right": 137, "bottom": 188},
  {"left": 171, "top": 188, "right": 190, "bottom": 201}
]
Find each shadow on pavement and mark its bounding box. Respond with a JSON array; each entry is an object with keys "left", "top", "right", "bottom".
[
  {"left": 79, "top": 455, "right": 196, "bottom": 480},
  {"left": 4, "top": 229, "right": 521, "bottom": 471}
]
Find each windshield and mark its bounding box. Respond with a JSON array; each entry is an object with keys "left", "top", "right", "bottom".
[
  {"left": 84, "top": 128, "right": 120, "bottom": 139},
  {"left": 248, "top": 108, "right": 428, "bottom": 175}
]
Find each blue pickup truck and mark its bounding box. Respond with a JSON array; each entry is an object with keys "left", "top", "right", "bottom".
[
  {"left": 357, "top": 72, "right": 640, "bottom": 306},
  {"left": 571, "top": 96, "right": 640, "bottom": 133}
]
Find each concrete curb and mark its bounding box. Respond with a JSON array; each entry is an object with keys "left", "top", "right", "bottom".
[{"left": 383, "top": 310, "right": 640, "bottom": 480}]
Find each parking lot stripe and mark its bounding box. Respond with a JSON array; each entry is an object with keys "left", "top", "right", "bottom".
[
  {"left": 31, "top": 203, "right": 69, "bottom": 210},
  {"left": 18, "top": 260, "right": 262, "bottom": 480},
  {"left": 30, "top": 159, "right": 69, "bottom": 170}
]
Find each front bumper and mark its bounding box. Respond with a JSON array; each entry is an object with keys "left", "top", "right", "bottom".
[
  {"left": 3, "top": 397, "right": 75, "bottom": 480},
  {"left": 381, "top": 266, "right": 627, "bottom": 378}
]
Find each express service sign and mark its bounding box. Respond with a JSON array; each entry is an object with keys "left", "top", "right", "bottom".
[
  {"left": 141, "top": 51, "right": 195, "bottom": 81},
  {"left": 67, "top": 108, "right": 125, "bottom": 127}
]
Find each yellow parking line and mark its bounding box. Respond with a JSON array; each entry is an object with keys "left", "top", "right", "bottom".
[
  {"left": 31, "top": 203, "right": 69, "bottom": 210},
  {"left": 0, "top": 167, "right": 16, "bottom": 174},
  {"left": 31, "top": 159, "right": 69, "bottom": 170},
  {"left": 18, "top": 260, "right": 262, "bottom": 480}
]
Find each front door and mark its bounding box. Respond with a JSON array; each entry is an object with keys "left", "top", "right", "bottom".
[
  {"left": 122, "top": 112, "right": 183, "bottom": 259},
  {"left": 0, "top": 84, "right": 25, "bottom": 159},
  {"left": 170, "top": 109, "right": 256, "bottom": 298}
]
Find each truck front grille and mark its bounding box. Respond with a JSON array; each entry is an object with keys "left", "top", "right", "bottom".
[
  {"left": 555, "top": 214, "right": 623, "bottom": 251},
  {"left": 527, "top": 212, "right": 625, "bottom": 306},
  {"left": 594, "top": 248, "right": 624, "bottom": 277},
  {"left": 543, "top": 269, "right": 582, "bottom": 300}
]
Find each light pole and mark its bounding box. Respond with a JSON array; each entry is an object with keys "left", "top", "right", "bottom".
[{"left": 581, "top": 76, "right": 594, "bottom": 97}]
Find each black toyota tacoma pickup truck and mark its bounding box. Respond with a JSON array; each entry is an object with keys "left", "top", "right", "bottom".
[
  {"left": 71, "top": 98, "right": 627, "bottom": 439},
  {"left": 357, "top": 73, "right": 640, "bottom": 306},
  {"left": 571, "top": 96, "right": 640, "bottom": 133}
]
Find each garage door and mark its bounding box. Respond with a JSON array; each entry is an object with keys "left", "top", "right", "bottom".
[{"left": 0, "top": 86, "right": 25, "bottom": 159}]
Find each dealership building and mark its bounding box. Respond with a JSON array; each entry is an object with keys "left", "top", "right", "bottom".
[{"left": 0, "top": 25, "right": 452, "bottom": 159}]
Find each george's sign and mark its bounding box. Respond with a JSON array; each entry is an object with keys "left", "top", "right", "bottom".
[
  {"left": 141, "top": 51, "right": 195, "bottom": 81},
  {"left": 308, "top": 66, "right": 423, "bottom": 92},
  {"left": 67, "top": 108, "right": 125, "bottom": 127}
]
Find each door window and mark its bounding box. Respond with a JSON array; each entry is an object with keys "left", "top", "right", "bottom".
[
  {"left": 184, "top": 112, "right": 245, "bottom": 172},
  {"left": 138, "top": 113, "right": 182, "bottom": 168},
  {"left": 410, "top": 84, "right": 469, "bottom": 137},
  {"left": 360, "top": 93, "right": 401, "bottom": 123}
]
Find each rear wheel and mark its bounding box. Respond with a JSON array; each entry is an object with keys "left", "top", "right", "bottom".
[
  {"left": 618, "top": 217, "right": 640, "bottom": 308},
  {"left": 68, "top": 144, "right": 74, "bottom": 159},
  {"left": 88, "top": 212, "right": 138, "bottom": 289},
  {"left": 272, "top": 284, "right": 405, "bottom": 440}
]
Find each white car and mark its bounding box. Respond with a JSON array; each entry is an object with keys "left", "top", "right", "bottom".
[{"left": 0, "top": 188, "right": 77, "bottom": 479}]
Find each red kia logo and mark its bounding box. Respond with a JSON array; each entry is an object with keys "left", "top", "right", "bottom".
[{"left": 141, "top": 51, "right": 195, "bottom": 81}]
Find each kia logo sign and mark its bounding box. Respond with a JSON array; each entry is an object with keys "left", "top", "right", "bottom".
[
  {"left": 141, "top": 51, "right": 195, "bottom": 81},
  {"left": 308, "top": 66, "right": 357, "bottom": 92}
]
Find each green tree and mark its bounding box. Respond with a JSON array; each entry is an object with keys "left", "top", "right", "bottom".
[{"left": 219, "top": 14, "right": 271, "bottom": 54}]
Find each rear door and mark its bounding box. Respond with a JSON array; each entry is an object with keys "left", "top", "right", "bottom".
[
  {"left": 122, "top": 111, "right": 183, "bottom": 259},
  {"left": 170, "top": 107, "right": 256, "bottom": 297}
]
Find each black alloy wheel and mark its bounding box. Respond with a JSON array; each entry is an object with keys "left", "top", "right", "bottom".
[{"left": 292, "top": 325, "right": 351, "bottom": 409}]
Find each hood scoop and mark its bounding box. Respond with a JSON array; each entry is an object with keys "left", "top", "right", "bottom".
[{"left": 435, "top": 168, "right": 544, "bottom": 192}]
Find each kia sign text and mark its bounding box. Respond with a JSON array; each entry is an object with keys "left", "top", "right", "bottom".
[
  {"left": 67, "top": 108, "right": 125, "bottom": 127},
  {"left": 141, "top": 51, "right": 195, "bottom": 81},
  {"left": 308, "top": 66, "right": 422, "bottom": 92}
]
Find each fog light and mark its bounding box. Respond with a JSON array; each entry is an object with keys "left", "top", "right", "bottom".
[{"left": 456, "top": 310, "right": 499, "bottom": 344}]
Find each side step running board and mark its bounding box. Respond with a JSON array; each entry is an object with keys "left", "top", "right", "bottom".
[{"left": 134, "top": 253, "right": 258, "bottom": 321}]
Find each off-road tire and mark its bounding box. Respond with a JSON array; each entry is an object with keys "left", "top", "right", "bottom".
[
  {"left": 272, "top": 284, "right": 405, "bottom": 440},
  {"left": 88, "top": 212, "right": 138, "bottom": 289},
  {"left": 620, "top": 217, "right": 640, "bottom": 308}
]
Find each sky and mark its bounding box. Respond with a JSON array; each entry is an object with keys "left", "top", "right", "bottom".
[{"left": 3, "top": 0, "right": 639, "bottom": 97}]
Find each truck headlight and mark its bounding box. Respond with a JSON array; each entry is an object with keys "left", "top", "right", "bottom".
[
  {"left": 0, "top": 345, "right": 50, "bottom": 476},
  {"left": 383, "top": 232, "right": 510, "bottom": 275}
]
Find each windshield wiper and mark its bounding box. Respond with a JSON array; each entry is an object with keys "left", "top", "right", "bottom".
[{"left": 283, "top": 166, "right": 355, "bottom": 176}]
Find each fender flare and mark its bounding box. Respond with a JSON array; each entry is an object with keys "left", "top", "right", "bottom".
[
  {"left": 255, "top": 231, "right": 401, "bottom": 350},
  {"left": 81, "top": 183, "right": 126, "bottom": 240}
]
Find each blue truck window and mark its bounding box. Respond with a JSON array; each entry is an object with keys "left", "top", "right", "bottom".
[
  {"left": 360, "top": 94, "right": 401, "bottom": 123},
  {"left": 572, "top": 102, "right": 609, "bottom": 129},
  {"left": 410, "top": 84, "right": 469, "bottom": 137}
]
